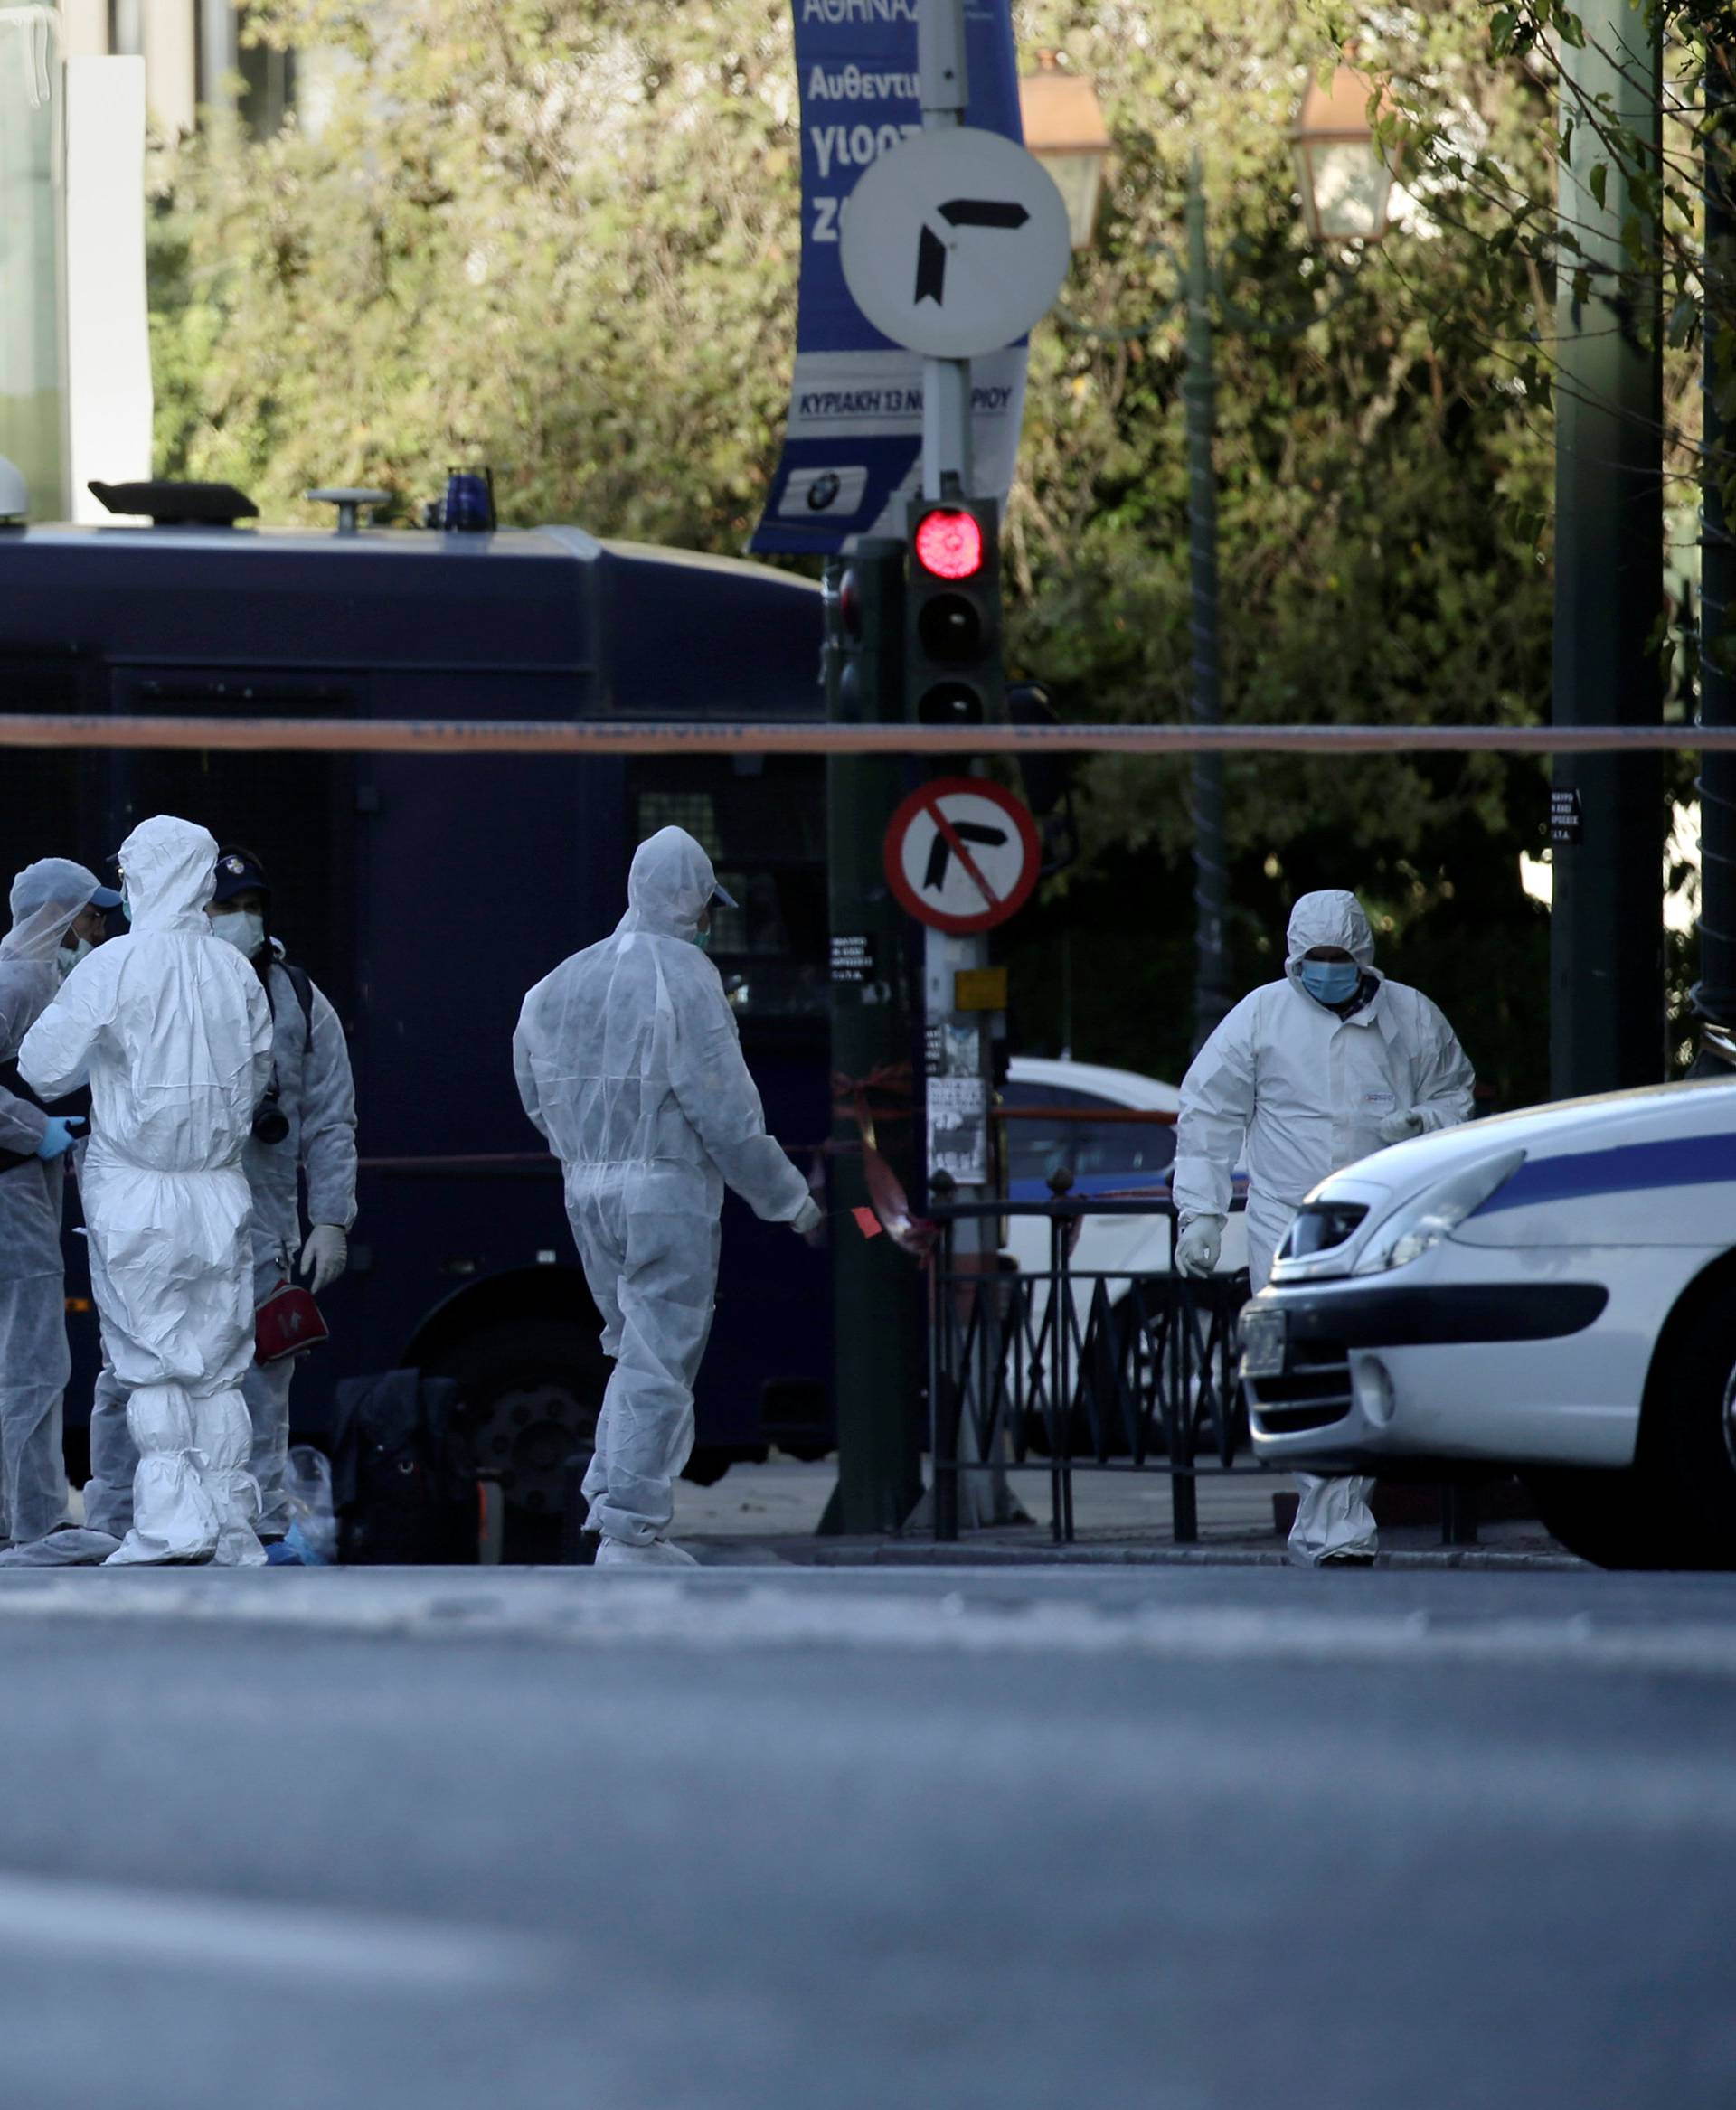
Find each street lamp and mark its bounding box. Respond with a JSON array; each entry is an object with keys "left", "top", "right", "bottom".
[
  {"left": 1032, "top": 61, "right": 1396, "bottom": 1053},
  {"left": 1289, "top": 65, "right": 1396, "bottom": 248},
  {"left": 1018, "top": 53, "right": 1113, "bottom": 252}
]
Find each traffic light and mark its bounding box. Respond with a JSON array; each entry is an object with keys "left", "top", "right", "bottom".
[
  {"left": 824, "top": 541, "right": 903, "bottom": 725},
  {"left": 904, "top": 495, "right": 1002, "bottom": 726}
]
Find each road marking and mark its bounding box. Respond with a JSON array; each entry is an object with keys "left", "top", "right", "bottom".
[{"left": 0, "top": 1870, "right": 559, "bottom": 1991}]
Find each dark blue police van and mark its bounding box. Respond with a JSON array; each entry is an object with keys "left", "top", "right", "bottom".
[{"left": 0, "top": 489, "right": 832, "bottom": 1552}]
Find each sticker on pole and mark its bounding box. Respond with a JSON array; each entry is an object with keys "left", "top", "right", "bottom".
[
  {"left": 839, "top": 128, "right": 1071, "bottom": 360},
  {"left": 882, "top": 776, "right": 1041, "bottom": 935}
]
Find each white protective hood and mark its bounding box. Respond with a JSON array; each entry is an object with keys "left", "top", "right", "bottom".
[
  {"left": 118, "top": 814, "right": 221, "bottom": 931},
  {"left": 616, "top": 825, "right": 718, "bottom": 944},
  {"left": 1283, "top": 889, "right": 1378, "bottom": 993},
  {"left": 2, "top": 858, "right": 104, "bottom": 969}
]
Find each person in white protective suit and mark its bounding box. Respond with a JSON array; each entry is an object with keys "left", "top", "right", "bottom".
[
  {"left": 0, "top": 861, "right": 119, "bottom": 1563},
  {"left": 1172, "top": 890, "right": 1475, "bottom": 1565},
  {"left": 19, "top": 816, "right": 274, "bottom": 1567},
  {"left": 513, "top": 826, "right": 823, "bottom": 1568},
  {"left": 80, "top": 846, "right": 357, "bottom": 1565}
]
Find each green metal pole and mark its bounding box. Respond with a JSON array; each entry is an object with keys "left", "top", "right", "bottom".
[
  {"left": 819, "top": 542, "right": 926, "bottom": 1534},
  {"left": 1550, "top": 0, "right": 1664, "bottom": 1096},
  {"left": 1695, "top": 48, "right": 1736, "bottom": 1046},
  {"left": 1184, "top": 153, "right": 1232, "bottom": 1056}
]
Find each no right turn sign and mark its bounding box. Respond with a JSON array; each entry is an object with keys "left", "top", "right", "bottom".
[{"left": 882, "top": 776, "right": 1040, "bottom": 935}]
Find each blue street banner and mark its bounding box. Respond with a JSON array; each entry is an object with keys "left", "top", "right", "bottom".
[{"left": 750, "top": 0, "right": 1025, "bottom": 558}]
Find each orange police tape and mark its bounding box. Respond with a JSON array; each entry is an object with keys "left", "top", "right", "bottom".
[{"left": 3, "top": 716, "right": 1736, "bottom": 757}]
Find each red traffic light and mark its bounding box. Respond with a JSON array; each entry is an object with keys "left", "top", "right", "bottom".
[{"left": 913, "top": 508, "right": 985, "bottom": 581}]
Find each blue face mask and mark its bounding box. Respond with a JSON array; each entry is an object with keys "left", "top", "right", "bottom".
[
  {"left": 119, "top": 887, "right": 132, "bottom": 925},
  {"left": 693, "top": 928, "right": 712, "bottom": 953},
  {"left": 1298, "top": 958, "right": 1360, "bottom": 1006}
]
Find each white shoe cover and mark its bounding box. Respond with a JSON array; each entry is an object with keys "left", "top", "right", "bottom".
[
  {"left": 594, "top": 1537, "right": 699, "bottom": 1568},
  {"left": 1287, "top": 1474, "right": 1379, "bottom": 1567},
  {"left": 0, "top": 1526, "right": 122, "bottom": 1568},
  {"left": 105, "top": 1383, "right": 264, "bottom": 1566}
]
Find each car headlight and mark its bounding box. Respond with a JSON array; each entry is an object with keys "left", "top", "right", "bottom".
[{"left": 1351, "top": 1147, "right": 1526, "bottom": 1275}]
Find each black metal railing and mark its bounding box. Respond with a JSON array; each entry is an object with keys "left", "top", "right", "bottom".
[{"left": 928, "top": 1192, "right": 1256, "bottom": 1545}]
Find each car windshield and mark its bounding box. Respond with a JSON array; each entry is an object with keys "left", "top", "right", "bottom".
[{"left": 1001, "top": 1080, "right": 1177, "bottom": 1186}]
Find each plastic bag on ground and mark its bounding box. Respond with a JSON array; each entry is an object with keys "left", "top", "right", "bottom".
[{"left": 283, "top": 1444, "right": 337, "bottom": 1564}]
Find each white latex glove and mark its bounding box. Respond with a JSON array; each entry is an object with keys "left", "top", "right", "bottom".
[
  {"left": 789, "top": 1194, "right": 824, "bottom": 1237},
  {"left": 1377, "top": 1109, "right": 1427, "bottom": 1145},
  {"left": 299, "top": 1224, "right": 349, "bottom": 1294},
  {"left": 1175, "top": 1217, "right": 1224, "bottom": 1277}
]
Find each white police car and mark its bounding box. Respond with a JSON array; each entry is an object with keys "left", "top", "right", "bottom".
[{"left": 1240, "top": 1076, "right": 1736, "bottom": 1569}]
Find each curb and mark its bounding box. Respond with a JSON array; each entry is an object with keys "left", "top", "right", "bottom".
[{"left": 695, "top": 1540, "right": 1586, "bottom": 1573}]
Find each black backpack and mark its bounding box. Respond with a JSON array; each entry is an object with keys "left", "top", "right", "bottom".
[{"left": 327, "top": 1369, "right": 476, "bottom": 1564}]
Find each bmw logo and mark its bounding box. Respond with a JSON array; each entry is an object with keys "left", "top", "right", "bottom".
[{"left": 807, "top": 472, "right": 842, "bottom": 513}]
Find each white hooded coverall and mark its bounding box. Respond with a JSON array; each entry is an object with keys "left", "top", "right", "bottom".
[
  {"left": 20, "top": 817, "right": 274, "bottom": 1567},
  {"left": 0, "top": 861, "right": 107, "bottom": 1546},
  {"left": 83, "top": 946, "right": 358, "bottom": 1544},
  {"left": 1172, "top": 890, "right": 1476, "bottom": 1562},
  {"left": 513, "top": 827, "right": 811, "bottom": 1547}
]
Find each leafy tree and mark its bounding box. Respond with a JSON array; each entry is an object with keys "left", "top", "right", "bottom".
[{"left": 154, "top": 0, "right": 803, "bottom": 545}]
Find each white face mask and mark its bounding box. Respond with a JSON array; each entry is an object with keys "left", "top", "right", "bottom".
[
  {"left": 210, "top": 910, "right": 266, "bottom": 956},
  {"left": 57, "top": 937, "right": 92, "bottom": 981}
]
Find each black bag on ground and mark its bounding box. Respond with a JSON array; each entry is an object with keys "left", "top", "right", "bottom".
[{"left": 327, "top": 1369, "right": 476, "bottom": 1564}]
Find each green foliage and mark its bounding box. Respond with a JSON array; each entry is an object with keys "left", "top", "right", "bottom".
[{"left": 153, "top": 0, "right": 802, "bottom": 545}]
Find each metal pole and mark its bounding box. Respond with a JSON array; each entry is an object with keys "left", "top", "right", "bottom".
[
  {"left": 820, "top": 546, "right": 927, "bottom": 1534},
  {"left": 1549, "top": 0, "right": 1664, "bottom": 1097},
  {"left": 910, "top": 0, "right": 1027, "bottom": 1532},
  {"left": 918, "top": 0, "right": 973, "bottom": 501},
  {"left": 1696, "top": 48, "right": 1736, "bottom": 1049},
  {"left": 1184, "top": 154, "right": 1231, "bottom": 1056}
]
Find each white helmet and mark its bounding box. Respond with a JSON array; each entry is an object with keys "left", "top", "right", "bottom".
[{"left": 0, "top": 457, "right": 27, "bottom": 524}]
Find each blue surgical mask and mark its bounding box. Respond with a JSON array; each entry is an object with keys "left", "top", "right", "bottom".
[
  {"left": 1298, "top": 958, "right": 1360, "bottom": 1006},
  {"left": 119, "top": 886, "right": 132, "bottom": 924},
  {"left": 693, "top": 928, "right": 712, "bottom": 953}
]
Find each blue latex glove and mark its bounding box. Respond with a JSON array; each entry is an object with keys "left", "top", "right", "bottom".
[{"left": 34, "top": 1116, "right": 80, "bottom": 1162}]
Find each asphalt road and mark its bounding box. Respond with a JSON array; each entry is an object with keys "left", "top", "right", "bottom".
[{"left": 2, "top": 1562, "right": 1733, "bottom": 2110}]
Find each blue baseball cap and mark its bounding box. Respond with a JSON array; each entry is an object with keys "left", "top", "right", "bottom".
[{"left": 212, "top": 846, "right": 271, "bottom": 912}]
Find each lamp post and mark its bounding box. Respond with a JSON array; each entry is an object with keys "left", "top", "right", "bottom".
[
  {"left": 1025, "top": 61, "right": 1394, "bottom": 1054},
  {"left": 1018, "top": 52, "right": 1113, "bottom": 251},
  {"left": 1289, "top": 66, "right": 1396, "bottom": 248}
]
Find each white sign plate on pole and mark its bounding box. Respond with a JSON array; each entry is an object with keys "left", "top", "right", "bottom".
[{"left": 839, "top": 127, "right": 1071, "bottom": 360}]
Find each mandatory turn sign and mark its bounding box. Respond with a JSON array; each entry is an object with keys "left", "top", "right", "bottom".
[{"left": 882, "top": 776, "right": 1040, "bottom": 935}]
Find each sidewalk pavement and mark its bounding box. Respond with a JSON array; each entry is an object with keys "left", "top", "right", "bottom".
[{"left": 670, "top": 1460, "right": 1584, "bottom": 1571}]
